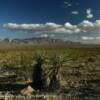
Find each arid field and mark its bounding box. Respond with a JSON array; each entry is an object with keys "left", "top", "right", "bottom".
[{"left": 0, "top": 44, "right": 100, "bottom": 100}]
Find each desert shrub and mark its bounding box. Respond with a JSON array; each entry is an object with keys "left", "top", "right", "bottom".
[
  {"left": 32, "top": 54, "right": 46, "bottom": 91},
  {"left": 47, "top": 54, "right": 65, "bottom": 91},
  {"left": 87, "top": 56, "right": 95, "bottom": 62}
]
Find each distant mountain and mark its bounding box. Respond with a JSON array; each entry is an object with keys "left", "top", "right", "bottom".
[
  {"left": 0, "top": 37, "right": 81, "bottom": 46},
  {"left": 11, "top": 37, "right": 65, "bottom": 44}
]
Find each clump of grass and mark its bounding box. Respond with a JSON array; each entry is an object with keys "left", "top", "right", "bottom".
[{"left": 87, "top": 56, "right": 95, "bottom": 62}]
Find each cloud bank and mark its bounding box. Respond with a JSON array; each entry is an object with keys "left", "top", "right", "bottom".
[{"left": 3, "top": 20, "right": 100, "bottom": 34}]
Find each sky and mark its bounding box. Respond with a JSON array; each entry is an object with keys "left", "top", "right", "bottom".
[{"left": 1, "top": 0, "right": 100, "bottom": 43}]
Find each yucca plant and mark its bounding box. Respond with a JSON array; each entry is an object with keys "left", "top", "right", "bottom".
[
  {"left": 46, "top": 54, "right": 65, "bottom": 91},
  {"left": 32, "top": 53, "right": 46, "bottom": 91}
]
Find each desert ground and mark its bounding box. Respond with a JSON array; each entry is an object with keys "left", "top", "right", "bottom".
[{"left": 0, "top": 44, "right": 100, "bottom": 100}]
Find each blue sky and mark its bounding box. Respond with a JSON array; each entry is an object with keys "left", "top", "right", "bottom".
[{"left": 1, "top": 0, "right": 100, "bottom": 43}]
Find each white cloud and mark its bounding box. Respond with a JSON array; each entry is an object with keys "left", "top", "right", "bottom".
[
  {"left": 64, "top": 1, "right": 72, "bottom": 7},
  {"left": 96, "top": 37, "right": 100, "bottom": 40},
  {"left": 79, "top": 20, "right": 94, "bottom": 32},
  {"left": 67, "top": 4, "right": 72, "bottom": 7},
  {"left": 71, "top": 11, "right": 79, "bottom": 15},
  {"left": 64, "top": 22, "right": 80, "bottom": 33},
  {"left": 3, "top": 23, "right": 19, "bottom": 29},
  {"left": 64, "top": 22, "right": 76, "bottom": 29},
  {"left": 79, "top": 20, "right": 100, "bottom": 33},
  {"left": 64, "top": 1, "right": 69, "bottom": 4},
  {"left": 81, "top": 36, "right": 94, "bottom": 40},
  {"left": 50, "top": 34, "right": 55, "bottom": 38},
  {"left": 45, "top": 22, "right": 62, "bottom": 29},
  {"left": 40, "top": 34, "right": 48, "bottom": 38},
  {"left": 54, "top": 28, "right": 74, "bottom": 34},
  {"left": 82, "top": 36, "right": 100, "bottom": 40},
  {"left": 3, "top": 22, "right": 62, "bottom": 31},
  {"left": 3, "top": 23, "right": 45, "bottom": 31},
  {"left": 3, "top": 22, "right": 80, "bottom": 34},
  {"left": 4, "top": 19, "right": 100, "bottom": 35},
  {"left": 86, "top": 8, "right": 93, "bottom": 19},
  {"left": 87, "top": 14, "right": 93, "bottom": 19},
  {"left": 80, "top": 20, "right": 94, "bottom": 27}
]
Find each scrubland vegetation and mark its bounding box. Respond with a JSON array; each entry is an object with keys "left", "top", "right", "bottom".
[{"left": 0, "top": 44, "right": 100, "bottom": 99}]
